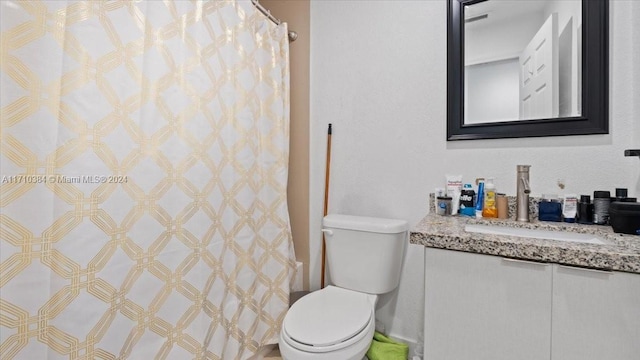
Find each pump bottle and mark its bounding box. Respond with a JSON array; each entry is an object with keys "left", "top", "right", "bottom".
[{"left": 482, "top": 177, "right": 498, "bottom": 218}]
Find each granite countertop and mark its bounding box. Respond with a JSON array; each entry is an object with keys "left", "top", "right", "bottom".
[{"left": 410, "top": 214, "right": 640, "bottom": 274}]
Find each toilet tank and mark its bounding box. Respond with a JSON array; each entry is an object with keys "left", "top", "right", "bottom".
[{"left": 322, "top": 214, "right": 408, "bottom": 294}]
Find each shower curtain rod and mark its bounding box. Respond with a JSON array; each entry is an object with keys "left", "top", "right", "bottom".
[{"left": 251, "top": 0, "right": 298, "bottom": 42}]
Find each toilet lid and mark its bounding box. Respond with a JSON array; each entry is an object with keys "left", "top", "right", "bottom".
[{"left": 284, "top": 286, "right": 373, "bottom": 347}]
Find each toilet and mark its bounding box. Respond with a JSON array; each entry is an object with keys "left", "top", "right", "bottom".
[{"left": 279, "top": 214, "right": 408, "bottom": 360}]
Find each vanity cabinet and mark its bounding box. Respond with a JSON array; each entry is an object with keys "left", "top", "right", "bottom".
[
  {"left": 424, "top": 248, "right": 640, "bottom": 360},
  {"left": 424, "top": 248, "right": 552, "bottom": 360},
  {"left": 551, "top": 265, "right": 640, "bottom": 360}
]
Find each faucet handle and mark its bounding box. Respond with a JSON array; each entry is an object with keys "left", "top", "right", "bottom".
[{"left": 521, "top": 180, "right": 531, "bottom": 194}]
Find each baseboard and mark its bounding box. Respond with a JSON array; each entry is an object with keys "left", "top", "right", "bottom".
[
  {"left": 387, "top": 333, "right": 422, "bottom": 359},
  {"left": 292, "top": 261, "right": 303, "bottom": 292}
]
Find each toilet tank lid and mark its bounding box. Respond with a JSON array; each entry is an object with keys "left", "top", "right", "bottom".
[{"left": 323, "top": 214, "right": 408, "bottom": 233}]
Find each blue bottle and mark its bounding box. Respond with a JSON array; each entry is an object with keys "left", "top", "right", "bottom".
[{"left": 475, "top": 180, "right": 485, "bottom": 218}]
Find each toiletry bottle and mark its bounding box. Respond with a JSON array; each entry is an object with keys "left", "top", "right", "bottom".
[
  {"left": 482, "top": 177, "right": 498, "bottom": 218},
  {"left": 562, "top": 194, "right": 578, "bottom": 223},
  {"left": 436, "top": 196, "right": 453, "bottom": 216},
  {"left": 593, "top": 191, "right": 611, "bottom": 225},
  {"left": 434, "top": 188, "right": 445, "bottom": 212},
  {"left": 615, "top": 188, "right": 628, "bottom": 202},
  {"left": 475, "top": 179, "right": 485, "bottom": 218},
  {"left": 577, "top": 195, "right": 594, "bottom": 224},
  {"left": 539, "top": 194, "right": 562, "bottom": 222},
  {"left": 459, "top": 184, "right": 476, "bottom": 217},
  {"left": 446, "top": 175, "right": 463, "bottom": 215}
]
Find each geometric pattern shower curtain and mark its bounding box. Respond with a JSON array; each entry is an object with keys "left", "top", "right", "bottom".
[{"left": 0, "top": 1, "right": 295, "bottom": 359}]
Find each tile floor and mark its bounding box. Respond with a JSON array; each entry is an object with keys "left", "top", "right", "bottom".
[{"left": 264, "top": 347, "right": 281, "bottom": 359}]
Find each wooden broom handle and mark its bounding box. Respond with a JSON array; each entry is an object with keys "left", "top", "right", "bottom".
[{"left": 321, "top": 124, "right": 332, "bottom": 289}]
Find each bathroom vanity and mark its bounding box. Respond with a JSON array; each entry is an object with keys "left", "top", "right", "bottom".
[{"left": 411, "top": 215, "right": 640, "bottom": 360}]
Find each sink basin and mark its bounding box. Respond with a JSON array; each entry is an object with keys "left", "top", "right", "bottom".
[{"left": 464, "top": 224, "right": 606, "bottom": 245}]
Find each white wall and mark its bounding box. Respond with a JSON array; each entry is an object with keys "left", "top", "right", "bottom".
[
  {"left": 465, "top": 10, "right": 544, "bottom": 65},
  {"left": 634, "top": 3, "right": 640, "bottom": 188},
  {"left": 466, "top": 58, "right": 520, "bottom": 124},
  {"left": 310, "top": 0, "right": 640, "bottom": 345}
]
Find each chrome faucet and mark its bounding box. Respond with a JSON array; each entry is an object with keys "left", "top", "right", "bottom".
[{"left": 516, "top": 165, "right": 531, "bottom": 222}]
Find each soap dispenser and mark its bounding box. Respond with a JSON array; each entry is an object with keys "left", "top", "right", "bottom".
[{"left": 482, "top": 178, "right": 498, "bottom": 218}]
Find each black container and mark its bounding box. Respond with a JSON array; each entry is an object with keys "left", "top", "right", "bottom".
[
  {"left": 609, "top": 202, "right": 640, "bottom": 235},
  {"left": 615, "top": 188, "right": 628, "bottom": 201},
  {"left": 577, "top": 195, "right": 594, "bottom": 224},
  {"left": 593, "top": 191, "right": 611, "bottom": 225}
]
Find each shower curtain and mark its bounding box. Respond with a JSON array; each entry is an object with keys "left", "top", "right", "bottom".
[{"left": 0, "top": 1, "right": 296, "bottom": 359}]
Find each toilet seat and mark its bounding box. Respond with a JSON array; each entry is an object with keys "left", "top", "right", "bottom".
[{"left": 282, "top": 286, "right": 374, "bottom": 353}]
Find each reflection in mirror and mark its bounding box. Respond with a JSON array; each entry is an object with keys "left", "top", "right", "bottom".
[{"left": 464, "top": 0, "right": 582, "bottom": 125}]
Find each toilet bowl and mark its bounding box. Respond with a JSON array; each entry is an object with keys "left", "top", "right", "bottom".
[
  {"left": 279, "top": 214, "right": 408, "bottom": 360},
  {"left": 279, "top": 286, "right": 377, "bottom": 360}
]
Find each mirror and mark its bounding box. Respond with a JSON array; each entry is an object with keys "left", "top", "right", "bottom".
[
  {"left": 447, "top": 0, "right": 608, "bottom": 141},
  {"left": 465, "top": 1, "right": 582, "bottom": 123}
]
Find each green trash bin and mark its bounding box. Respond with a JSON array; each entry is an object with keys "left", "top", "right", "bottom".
[{"left": 366, "top": 331, "right": 409, "bottom": 360}]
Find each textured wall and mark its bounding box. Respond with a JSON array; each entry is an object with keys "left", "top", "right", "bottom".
[
  {"left": 261, "top": 0, "right": 311, "bottom": 290},
  {"left": 310, "top": 0, "right": 640, "bottom": 345}
]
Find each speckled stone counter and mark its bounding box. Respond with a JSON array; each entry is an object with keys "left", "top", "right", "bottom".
[{"left": 410, "top": 214, "right": 640, "bottom": 274}]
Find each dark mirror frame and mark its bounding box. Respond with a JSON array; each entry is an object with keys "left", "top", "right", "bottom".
[{"left": 447, "top": 0, "right": 609, "bottom": 141}]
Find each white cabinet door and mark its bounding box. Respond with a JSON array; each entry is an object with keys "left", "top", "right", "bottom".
[
  {"left": 551, "top": 265, "right": 640, "bottom": 360},
  {"left": 424, "top": 248, "right": 552, "bottom": 360}
]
